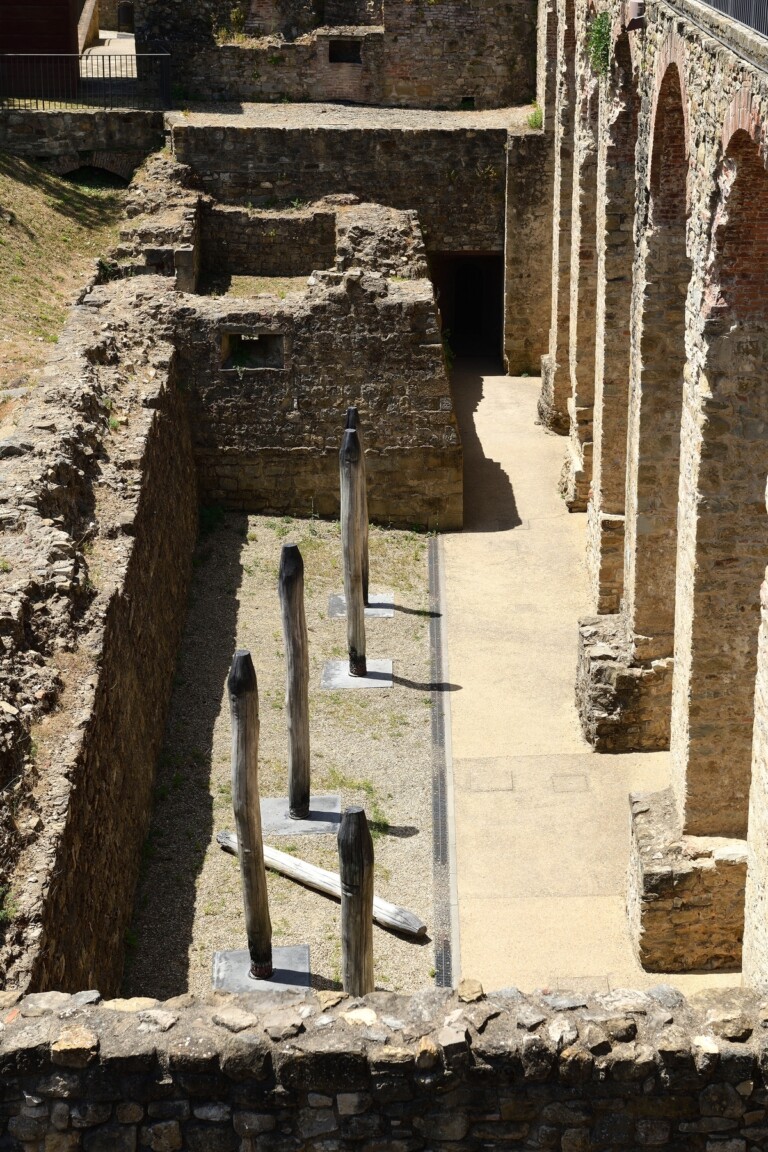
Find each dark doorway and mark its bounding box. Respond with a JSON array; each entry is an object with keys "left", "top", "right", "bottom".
[{"left": 428, "top": 253, "right": 504, "bottom": 361}]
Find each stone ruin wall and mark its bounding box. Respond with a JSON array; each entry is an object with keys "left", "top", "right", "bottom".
[
  {"left": 0, "top": 279, "right": 199, "bottom": 998},
  {"left": 541, "top": 0, "right": 768, "bottom": 976},
  {"left": 0, "top": 112, "right": 164, "bottom": 181},
  {"left": 4, "top": 983, "right": 768, "bottom": 1152},
  {"left": 136, "top": 0, "right": 537, "bottom": 110},
  {"left": 169, "top": 117, "right": 552, "bottom": 374},
  {"left": 0, "top": 154, "right": 463, "bottom": 1000}
]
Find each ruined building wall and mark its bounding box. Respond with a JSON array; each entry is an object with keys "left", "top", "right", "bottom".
[
  {"left": 0, "top": 283, "right": 198, "bottom": 998},
  {"left": 136, "top": 0, "right": 536, "bottom": 109},
  {"left": 170, "top": 119, "right": 509, "bottom": 254}
]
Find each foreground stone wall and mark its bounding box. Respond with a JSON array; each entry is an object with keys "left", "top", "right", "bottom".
[
  {"left": 0, "top": 281, "right": 198, "bottom": 997},
  {"left": 2, "top": 984, "right": 768, "bottom": 1151},
  {"left": 0, "top": 111, "right": 164, "bottom": 179}
]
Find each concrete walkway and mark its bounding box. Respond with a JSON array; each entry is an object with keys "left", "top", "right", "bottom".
[{"left": 442, "top": 362, "right": 739, "bottom": 995}]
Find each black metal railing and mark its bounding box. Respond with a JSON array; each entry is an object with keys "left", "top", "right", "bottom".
[
  {"left": 701, "top": 0, "right": 768, "bottom": 37},
  {"left": 0, "top": 53, "right": 171, "bottom": 111}
]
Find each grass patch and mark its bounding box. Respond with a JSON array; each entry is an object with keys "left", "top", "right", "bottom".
[{"left": 0, "top": 155, "right": 126, "bottom": 388}]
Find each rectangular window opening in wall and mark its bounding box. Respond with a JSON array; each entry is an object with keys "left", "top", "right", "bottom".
[
  {"left": 460, "top": 96, "right": 476, "bottom": 110},
  {"left": 221, "top": 332, "right": 285, "bottom": 370},
  {"left": 329, "top": 39, "right": 362, "bottom": 63}
]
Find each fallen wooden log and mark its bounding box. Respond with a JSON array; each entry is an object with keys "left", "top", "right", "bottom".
[{"left": 217, "top": 830, "right": 427, "bottom": 939}]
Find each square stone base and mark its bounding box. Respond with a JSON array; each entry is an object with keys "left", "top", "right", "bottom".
[
  {"left": 212, "top": 946, "right": 311, "bottom": 992},
  {"left": 328, "top": 592, "right": 395, "bottom": 618},
  {"left": 260, "top": 795, "right": 341, "bottom": 835},
  {"left": 628, "top": 788, "right": 746, "bottom": 972},
  {"left": 321, "top": 659, "right": 393, "bottom": 689}
]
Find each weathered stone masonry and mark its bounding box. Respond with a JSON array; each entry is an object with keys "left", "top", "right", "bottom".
[
  {"left": 549, "top": 0, "right": 768, "bottom": 974},
  {"left": 4, "top": 984, "right": 768, "bottom": 1152},
  {"left": 136, "top": 0, "right": 536, "bottom": 110}
]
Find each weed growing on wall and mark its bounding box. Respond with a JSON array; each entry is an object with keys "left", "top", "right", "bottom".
[
  {"left": 527, "top": 102, "right": 543, "bottom": 129},
  {"left": 587, "top": 12, "right": 611, "bottom": 78}
]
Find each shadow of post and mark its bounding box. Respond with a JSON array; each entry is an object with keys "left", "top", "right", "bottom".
[{"left": 451, "top": 358, "right": 522, "bottom": 532}]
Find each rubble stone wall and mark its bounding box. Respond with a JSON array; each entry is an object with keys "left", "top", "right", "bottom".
[
  {"left": 0, "top": 281, "right": 198, "bottom": 998},
  {"left": 136, "top": 0, "right": 536, "bottom": 109},
  {"left": 170, "top": 120, "right": 509, "bottom": 255},
  {"left": 200, "top": 206, "right": 337, "bottom": 278},
  {"left": 0, "top": 111, "right": 164, "bottom": 179},
  {"left": 2, "top": 985, "right": 768, "bottom": 1152}
]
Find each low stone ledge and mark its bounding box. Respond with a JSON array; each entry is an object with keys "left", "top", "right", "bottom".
[
  {"left": 576, "top": 615, "right": 673, "bottom": 751},
  {"left": 2, "top": 986, "right": 768, "bottom": 1149},
  {"left": 628, "top": 788, "right": 747, "bottom": 973}
]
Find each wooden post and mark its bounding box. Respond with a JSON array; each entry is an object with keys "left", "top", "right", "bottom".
[
  {"left": 345, "top": 406, "right": 369, "bottom": 607},
  {"left": 338, "top": 805, "right": 374, "bottom": 995},
  {"left": 339, "top": 427, "right": 366, "bottom": 676},
  {"left": 278, "top": 543, "right": 310, "bottom": 820},
  {"left": 228, "top": 649, "right": 273, "bottom": 979}
]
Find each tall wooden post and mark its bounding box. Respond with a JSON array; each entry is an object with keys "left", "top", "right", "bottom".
[
  {"left": 338, "top": 805, "right": 374, "bottom": 995},
  {"left": 278, "top": 543, "right": 310, "bottom": 820},
  {"left": 340, "top": 427, "right": 367, "bottom": 677},
  {"left": 345, "top": 406, "right": 369, "bottom": 607},
  {"left": 228, "top": 649, "right": 273, "bottom": 979}
]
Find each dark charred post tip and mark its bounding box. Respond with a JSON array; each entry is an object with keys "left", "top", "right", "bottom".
[
  {"left": 279, "top": 543, "right": 311, "bottom": 820},
  {"left": 338, "top": 805, "right": 374, "bottom": 996},
  {"left": 340, "top": 426, "right": 361, "bottom": 465},
  {"left": 228, "top": 649, "right": 257, "bottom": 698},
  {"left": 340, "top": 423, "right": 367, "bottom": 674},
  {"left": 228, "top": 649, "right": 273, "bottom": 979},
  {"left": 346, "top": 405, "right": 359, "bottom": 430}
]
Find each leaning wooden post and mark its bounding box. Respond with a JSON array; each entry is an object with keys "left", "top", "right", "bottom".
[
  {"left": 228, "top": 649, "right": 273, "bottom": 979},
  {"left": 278, "top": 543, "right": 310, "bottom": 820},
  {"left": 345, "top": 406, "right": 369, "bottom": 607},
  {"left": 338, "top": 805, "right": 374, "bottom": 995},
  {"left": 339, "top": 427, "right": 367, "bottom": 676}
]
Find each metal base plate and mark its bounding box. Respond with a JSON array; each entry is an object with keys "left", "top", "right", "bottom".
[
  {"left": 212, "top": 946, "right": 310, "bottom": 992},
  {"left": 328, "top": 592, "right": 395, "bottom": 619},
  {"left": 320, "top": 659, "right": 393, "bottom": 690},
  {"left": 260, "top": 794, "right": 341, "bottom": 835}
]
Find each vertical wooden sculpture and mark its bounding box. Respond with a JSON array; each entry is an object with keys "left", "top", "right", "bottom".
[
  {"left": 338, "top": 805, "right": 374, "bottom": 995},
  {"left": 339, "top": 427, "right": 367, "bottom": 676},
  {"left": 228, "top": 649, "right": 273, "bottom": 979},
  {"left": 278, "top": 543, "right": 310, "bottom": 820},
  {"left": 345, "top": 406, "right": 370, "bottom": 607}
]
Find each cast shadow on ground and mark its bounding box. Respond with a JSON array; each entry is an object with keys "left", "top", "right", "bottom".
[
  {"left": 122, "top": 512, "right": 246, "bottom": 999},
  {"left": 392, "top": 674, "right": 462, "bottom": 692},
  {"left": 451, "top": 357, "right": 522, "bottom": 532},
  {"left": 393, "top": 604, "right": 441, "bottom": 618}
]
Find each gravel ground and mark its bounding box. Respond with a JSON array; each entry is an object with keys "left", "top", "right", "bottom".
[
  {"left": 124, "top": 513, "right": 435, "bottom": 998},
  {"left": 169, "top": 104, "right": 533, "bottom": 131}
]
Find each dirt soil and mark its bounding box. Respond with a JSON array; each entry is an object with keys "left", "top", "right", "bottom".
[{"left": 124, "top": 512, "right": 436, "bottom": 997}]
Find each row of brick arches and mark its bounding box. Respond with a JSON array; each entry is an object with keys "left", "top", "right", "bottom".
[{"left": 541, "top": 0, "right": 768, "bottom": 983}]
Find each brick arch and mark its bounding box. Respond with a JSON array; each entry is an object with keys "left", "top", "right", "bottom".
[
  {"left": 670, "top": 125, "right": 768, "bottom": 838},
  {"left": 721, "top": 85, "right": 767, "bottom": 163},
  {"left": 650, "top": 32, "right": 690, "bottom": 168}
]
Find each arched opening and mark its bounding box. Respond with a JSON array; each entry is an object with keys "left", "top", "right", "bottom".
[
  {"left": 587, "top": 31, "right": 638, "bottom": 612},
  {"left": 60, "top": 165, "right": 130, "bottom": 189},
  {"left": 623, "top": 64, "right": 689, "bottom": 673},
  {"left": 671, "top": 129, "right": 768, "bottom": 837}
]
